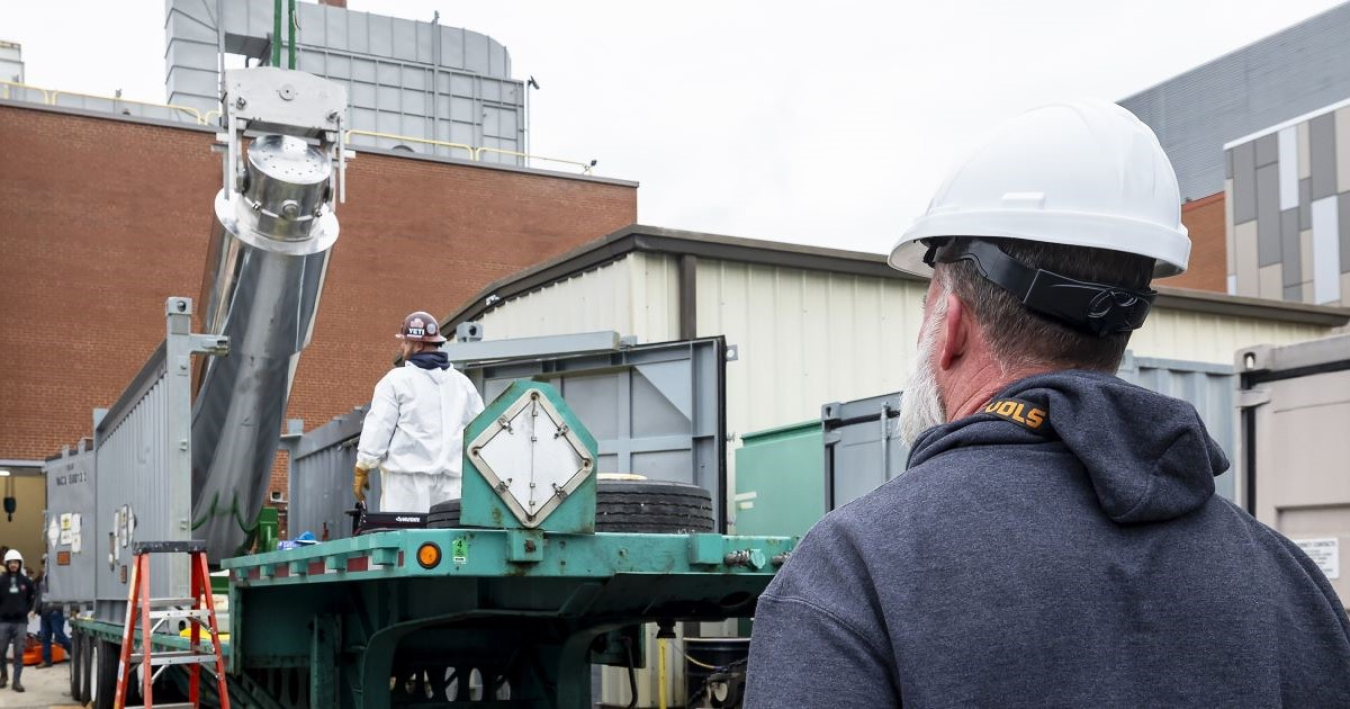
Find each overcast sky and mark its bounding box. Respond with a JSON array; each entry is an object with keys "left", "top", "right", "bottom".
[{"left": 4, "top": 1, "right": 1344, "bottom": 252}]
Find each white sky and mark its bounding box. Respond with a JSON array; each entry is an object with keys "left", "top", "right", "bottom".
[{"left": 3, "top": 0, "right": 1345, "bottom": 252}]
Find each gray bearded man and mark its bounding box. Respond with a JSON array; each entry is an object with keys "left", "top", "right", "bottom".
[{"left": 744, "top": 100, "right": 1350, "bottom": 707}]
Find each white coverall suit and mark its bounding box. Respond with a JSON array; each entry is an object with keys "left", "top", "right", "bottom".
[{"left": 355, "top": 362, "right": 485, "bottom": 512}]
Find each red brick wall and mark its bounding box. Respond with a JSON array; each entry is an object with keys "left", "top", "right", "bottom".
[
  {"left": 0, "top": 104, "right": 636, "bottom": 504},
  {"left": 1158, "top": 192, "right": 1226, "bottom": 293}
]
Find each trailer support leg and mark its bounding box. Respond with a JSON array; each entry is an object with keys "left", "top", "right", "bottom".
[{"left": 310, "top": 616, "right": 339, "bottom": 708}]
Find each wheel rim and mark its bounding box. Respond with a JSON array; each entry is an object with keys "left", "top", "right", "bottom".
[{"left": 88, "top": 642, "right": 98, "bottom": 702}]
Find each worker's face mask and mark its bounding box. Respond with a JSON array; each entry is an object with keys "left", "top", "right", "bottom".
[{"left": 899, "top": 282, "right": 949, "bottom": 447}]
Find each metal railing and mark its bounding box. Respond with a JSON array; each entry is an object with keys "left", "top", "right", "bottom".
[
  {"left": 343, "top": 129, "right": 475, "bottom": 160},
  {"left": 1, "top": 80, "right": 206, "bottom": 125},
  {"left": 345, "top": 129, "right": 595, "bottom": 175}
]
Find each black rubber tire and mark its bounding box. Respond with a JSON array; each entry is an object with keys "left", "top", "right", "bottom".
[
  {"left": 92, "top": 639, "right": 117, "bottom": 709},
  {"left": 427, "top": 480, "right": 715, "bottom": 533},
  {"left": 80, "top": 632, "right": 93, "bottom": 703},
  {"left": 69, "top": 630, "right": 83, "bottom": 702}
]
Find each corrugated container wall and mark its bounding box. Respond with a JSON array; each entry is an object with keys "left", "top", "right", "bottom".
[{"left": 43, "top": 441, "right": 98, "bottom": 606}]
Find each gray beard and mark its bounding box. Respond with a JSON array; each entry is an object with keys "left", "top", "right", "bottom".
[{"left": 898, "top": 299, "right": 948, "bottom": 448}]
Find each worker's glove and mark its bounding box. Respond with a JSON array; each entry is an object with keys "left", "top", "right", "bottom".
[{"left": 353, "top": 466, "right": 370, "bottom": 504}]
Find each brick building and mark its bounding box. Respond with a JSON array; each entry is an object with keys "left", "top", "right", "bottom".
[{"left": 0, "top": 101, "right": 637, "bottom": 509}]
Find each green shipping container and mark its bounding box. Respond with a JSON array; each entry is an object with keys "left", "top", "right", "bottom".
[{"left": 734, "top": 421, "right": 825, "bottom": 539}]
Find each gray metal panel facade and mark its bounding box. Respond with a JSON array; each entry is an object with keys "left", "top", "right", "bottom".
[
  {"left": 824, "top": 353, "right": 1238, "bottom": 510},
  {"left": 288, "top": 337, "right": 729, "bottom": 537},
  {"left": 165, "top": 0, "right": 525, "bottom": 162},
  {"left": 1228, "top": 103, "right": 1350, "bottom": 305},
  {"left": 42, "top": 442, "right": 98, "bottom": 606},
  {"left": 1120, "top": 2, "right": 1350, "bottom": 201}
]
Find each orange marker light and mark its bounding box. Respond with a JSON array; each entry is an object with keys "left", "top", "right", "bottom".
[{"left": 416, "top": 543, "right": 442, "bottom": 569}]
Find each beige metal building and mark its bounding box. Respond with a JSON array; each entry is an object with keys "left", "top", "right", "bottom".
[{"left": 444, "top": 225, "right": 1349, "bottom": 447}]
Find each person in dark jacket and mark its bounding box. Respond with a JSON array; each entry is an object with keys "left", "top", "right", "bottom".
[
  {"left": 744, "top": 101, "right": 1350, "bottom": 707},
  {"left": 33, "top": 562, "right": 71, "bottom": 667},
  {"left": 0, "top": 549, "right": 35, "bottom": 693}
]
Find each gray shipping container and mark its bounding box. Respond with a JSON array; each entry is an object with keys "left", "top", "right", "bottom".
[
  {"left": 42, "top": 441, "right": 98, "bottom": 607},
  {"left": 824, "top": 352, "right": 1239, "bottom": 511},
  {"left": 42, "top": 298, "right": 220, "bottom": 621},
  {"left": 1237, "top": 333, "right": 1350, "bottom": 606},
  {"left": 288, "top": 334, "right": 728, "bottom": 538}
]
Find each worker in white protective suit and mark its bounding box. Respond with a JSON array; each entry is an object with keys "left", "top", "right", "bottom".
[{"left": 354, "top": 311, "right": 485, "bottom": 512}]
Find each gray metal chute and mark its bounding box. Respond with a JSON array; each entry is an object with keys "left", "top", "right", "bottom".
[{"left": 190, "top": 68, "right": 347, "bottom": 560}]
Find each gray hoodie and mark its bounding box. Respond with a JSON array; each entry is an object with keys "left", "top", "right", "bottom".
[{"left": 745, "top": 370, "right": 1350, "bottom": 707}]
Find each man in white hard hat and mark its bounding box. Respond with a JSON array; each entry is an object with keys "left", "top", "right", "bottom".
[
  {"left": 745, "top": 101, "right": 1350, "bottom": 706},
  {"left": 354, "top": 311, "right": 485, "bottom": 513},
  {"left": 0, "top": 550, "right": 35, "bottom": 693}
]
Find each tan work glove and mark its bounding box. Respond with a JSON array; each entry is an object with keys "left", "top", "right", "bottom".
[{"left": 353, "top": 465, "right": 370, "bottom": 504}]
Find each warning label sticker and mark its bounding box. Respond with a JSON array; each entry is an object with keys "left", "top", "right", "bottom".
[{"left": 1294, "top": 538, "right": 1340, "bottom": 580}]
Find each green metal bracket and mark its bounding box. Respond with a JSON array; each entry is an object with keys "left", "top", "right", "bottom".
[
  {"left": 461, "top": 380, "right": 599, "bottom": 534},
  {"left": 507, "top": 528, "right": 545, "bottom": 563},
  {"left": 688, "top": 533, "right": 726, "bottom": 566}
]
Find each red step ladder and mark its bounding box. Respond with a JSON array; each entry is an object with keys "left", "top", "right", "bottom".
[{"left": 114, "top": 541, "right": 230, "bottom": 709}]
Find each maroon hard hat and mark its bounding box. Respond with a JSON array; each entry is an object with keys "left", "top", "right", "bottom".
[{"left": 396, "top": 311, "right": 447, "bottom": 343}]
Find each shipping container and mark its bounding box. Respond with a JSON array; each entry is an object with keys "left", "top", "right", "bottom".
[
  {"left": 1237, "top": 333, "right": 1350, "bottom": 605},
  {"left": 733, "top": 422, "right": 822, "bottom": 538}
]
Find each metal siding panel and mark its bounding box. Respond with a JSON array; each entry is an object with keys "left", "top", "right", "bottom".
[
  {"left": 1300, "top": 178, "right": 1313, "bottom": 230},
  {"left": 1256, "top": 164, "right": 1282, "bottom": 266},
  {"left": 1341, "top": 192, "right": 1350, "bottom": 274},
  {"left": 1302, "top": 229, "right": 1316, "bottom": 291},
  {"left": 1259, "top": 264, "right": 1283, "bottom": 300},
  {"left": 1132, "top": 306, "right": 1326, "bottom": 364},
  {"left": 1233, "top": 142, "right": 1257, "bottom": 223},
  {"left": 1311, "top": 113, "right": 1339, "bottom": 200},
  {"left": 1299, "top": 121, "right": 1313, "bottom": 180},
  {"left": 1255, "top": 134, "right": 1279, "bottom": 167},
  {"left": 43, "top": 445, "right": 99, "bottom": 604},
  {"left": 1278, "top": 128, "right": 1300, "bottom": 210},
  {"left": 1338, "top": 107, "right": 1350, "bottom": 189},
  {"left": 1312, "top": 196, "right": 1342, "bottom": 303},
  {"left": 1281, "top": 208, "right": 1302, "bottom": 286}
]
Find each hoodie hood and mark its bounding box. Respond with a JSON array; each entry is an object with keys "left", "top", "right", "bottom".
[
  {"left": 407, "top": 351, "right": 451, "bottom": 371},
  {"left": 908, "top": 370, "right": 1229, "bottom": 524}
]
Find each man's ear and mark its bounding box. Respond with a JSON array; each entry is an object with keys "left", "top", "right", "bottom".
[{"left": 938, "top": 292, "right": 967, "bottom": 371}]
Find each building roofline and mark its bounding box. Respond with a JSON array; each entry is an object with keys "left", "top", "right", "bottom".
[
  {"left": 443, "top": 224, "right": 1350, "bottom": 330},
  {"left": 0, "top": 99, "right": 638, "bottom": 187},
  {"left": 1222, "top": 95, "right": 1350, "bottom": 150},
  {"left": 1118, "top": 2, "right": 1350, "bottom": 105}
]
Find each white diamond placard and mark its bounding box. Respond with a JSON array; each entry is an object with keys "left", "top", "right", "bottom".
[{"left": 468, "top": 388, "right": 592, "bottom": 528}]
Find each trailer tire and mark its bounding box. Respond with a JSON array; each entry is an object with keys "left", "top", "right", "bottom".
[
  {"left": 427, "top": 481, "right": 716, "bottom": 533},
  {"left": 81, "top": 632, "right": 94, "bottom": 703},
  {"left": 92, "top": 639, "right": 127, "bottom": 709},
  {"left": 68, "top": 631, "right": 81, "bottom": 701}
]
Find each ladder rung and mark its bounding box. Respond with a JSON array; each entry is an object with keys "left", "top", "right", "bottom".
[
  {"left": 145, "top": 597, "right": 199, "bottom": 609},
  {"left": 149, "top": 608, "right": 212, "bottom": 620},
  {"left": 125, "top": 704, "right": 196, "bottom": 708},
  {"left": 130, "top": 651, "right": 219, "bottom": 667}
]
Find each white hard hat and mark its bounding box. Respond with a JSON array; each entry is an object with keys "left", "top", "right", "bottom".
[
  {"left": 890, "top": 100, "right": 1190, "bottom": 278},
  {"left": 3, "top": 550, "right": 21, "bottom": 564}
]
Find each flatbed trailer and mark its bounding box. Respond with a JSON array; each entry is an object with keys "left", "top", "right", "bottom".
[{"left": 73, "top": 521, "right": 792, "bottom": 707}]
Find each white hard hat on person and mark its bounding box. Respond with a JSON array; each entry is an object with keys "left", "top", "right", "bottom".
[
  {"left": 889, "top": 99, "right": 1190, "bottom": 278},
  {"left": 3, "top": 550, "right": 21, "bottom": 564}
]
